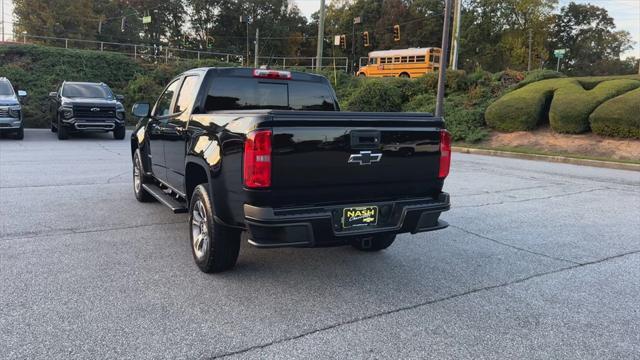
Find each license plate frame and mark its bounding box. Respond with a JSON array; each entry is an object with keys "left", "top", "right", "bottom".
[{"left": 342, "top": 206, "right": 378, "bottom": 229}]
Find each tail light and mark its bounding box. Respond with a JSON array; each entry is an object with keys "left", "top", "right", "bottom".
[
  {"left": 438, "top": 129, "right": 451, "bottom": 179},
  {"left": 253, "top": 69, "right": 292, "bottom": 80},
  {"left": 243, "top": 129, "right": 272, "bottom": 188}
]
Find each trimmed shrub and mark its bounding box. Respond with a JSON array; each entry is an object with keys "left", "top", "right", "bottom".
[
  {"left": 485, "top": 79, "right": 556, "bottom": 132},
  {"left": 549, "top": 79, "right": 640, "bottom": 133},
  {"left": 590, "top": 88, "right": 640, "bottom": 139},
  {"left": 344, "top": 80, "right": 403, "bottom": 112},
  {"left": 515, "top": 69, "right": 566, "bottom": 89},
  {"left": 486, "top": 76, "right": 640, "bottom": 133}
]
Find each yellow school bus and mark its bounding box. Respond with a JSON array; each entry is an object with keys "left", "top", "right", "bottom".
[{"left": 356, "top": 47, "right": 442, "bottom": 78}]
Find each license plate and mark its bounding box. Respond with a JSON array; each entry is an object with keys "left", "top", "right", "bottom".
[{"left": 342, "top": 206, "right": 378, "bottom": 228}]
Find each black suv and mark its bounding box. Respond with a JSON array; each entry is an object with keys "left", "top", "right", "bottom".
[{"left": 49, "top": 82, "right": 126, "bottom": 140}]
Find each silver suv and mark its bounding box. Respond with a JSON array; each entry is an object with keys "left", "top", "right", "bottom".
[{"left": 0, "top": 78, "right": 27, "bottom": 140}]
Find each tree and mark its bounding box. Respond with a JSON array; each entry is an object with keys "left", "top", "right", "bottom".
[
  {"left": 551, "top": 2, "right": 633, "bottom": 75},
  {"left": 459, "top": 0, "right": 556, "bottom": 72},
  {"left": 14, "top": 0, "right": 97, "bottom": 39}
]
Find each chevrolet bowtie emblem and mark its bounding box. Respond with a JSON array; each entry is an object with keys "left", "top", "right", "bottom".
[
  {"left": 90, "top": 107, "right": 100, "bottom": 112},
  {"left": 348, "top": 151, "right": 382, "bottom": 165}
]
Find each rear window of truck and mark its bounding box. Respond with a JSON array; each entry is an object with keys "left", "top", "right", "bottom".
[{"left": 205, "top": 77, "right": 337, "bottom": 112}]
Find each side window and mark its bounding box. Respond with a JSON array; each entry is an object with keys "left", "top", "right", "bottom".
[
  {"left": 174, "top": 76, "right": 200, "bottom": 114},
  {"left": 154, "top": 79, "right": 180, "bottom": 117}
]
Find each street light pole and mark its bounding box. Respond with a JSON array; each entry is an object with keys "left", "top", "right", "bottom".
[
  {"left": 435, "top": 0, "right": 453, "bottom": 118},
  {"left": 316, "top": 0, "right": 326, "bottom": 72}
]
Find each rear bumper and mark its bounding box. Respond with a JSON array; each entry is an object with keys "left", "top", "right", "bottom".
[{"left": 244, "top": 193, "right": 450, "bottom": 248}]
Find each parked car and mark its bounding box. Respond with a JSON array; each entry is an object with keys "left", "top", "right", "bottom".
[
  {"left": 0, "top": 77, "right": 27, "bottom": 140},
  {"left": 130, "top": 67, "right": 451, "bottom": 273},
  {"left": 49, "top": 81, "right": 126, "bottom": 140}
]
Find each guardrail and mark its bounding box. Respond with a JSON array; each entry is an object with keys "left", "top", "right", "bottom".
[{"left": 13, "top": 34, "right": 244, "bottom": 65}]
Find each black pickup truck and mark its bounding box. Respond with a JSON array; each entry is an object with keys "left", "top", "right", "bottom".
[
  {"left": 49, "top": 82, "right": 127, "bottom": 140},
  {"left": 131, "top": 67, "right": 451, "bottom": 273}
]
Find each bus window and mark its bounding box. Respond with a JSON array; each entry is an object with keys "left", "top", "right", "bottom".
[
  {"left": 393, "top": 57, "right": 400, "bottom": 63},
  {"left": 369, "top": 58, "right": 376, "bottom": 65},
  {"left": 401, "top": 56, "right": 408, "bottom": 63},
  {"left": 409, "top": 56, "right": 416, "bottom": 62},
  {"left": 416, "top": 55, "right": 426, "bottom": 63}
]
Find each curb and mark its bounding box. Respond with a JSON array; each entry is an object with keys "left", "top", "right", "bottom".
[{"left": 452, "top": 146, "right": 640, "bottom": 172}]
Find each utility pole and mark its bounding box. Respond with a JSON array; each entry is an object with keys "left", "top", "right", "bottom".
[
  {"left": 527, "top": 29, "right": 533, "bottom": 71},
  {"left": 240, "top": 15, "right": 250, "bottom": 67},
  {"left": 449, "top": 0, "right": 461, "bottom": 70},
  {"left": 254, "top": 28, "right": 259, "bottom": 68},
  {"left": 435, "top": 0, "right": 453, "bottom": 118},
  {"left": 316, "top": 0, "right": 326, "bottom": 72}
]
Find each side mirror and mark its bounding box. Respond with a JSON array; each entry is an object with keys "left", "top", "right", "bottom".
[
  {"left": 132, "top": 102, "right": 151, "bottom": 118},
  {"left": 17, "top": 90, "right": 27, "bottom": 98},
  {"left": 115, "top": 94, "right": 125, "bottom": 101},
  {"left": 49, "top": 92, "right": 57, "bottom": 98}
]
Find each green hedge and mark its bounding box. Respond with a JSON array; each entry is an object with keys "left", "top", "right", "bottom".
[
  {"left": 485, "top": 79, "right": 556, "bottom": 132},
  {"left": 486, "top": 76, "right": 640, "bottom": 134},
  {"left": 549, "top": 79, "right": 640, "bottom": 133},
  {"left": 590, "top": 87, "right": 640, "bottom": 139}
]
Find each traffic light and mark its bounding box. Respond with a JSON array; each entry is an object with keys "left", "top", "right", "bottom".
[
  {"left": 362, "top": 31, "right": 370, "bottom": 47},
  {"left": 393, "top": 25, "right": 400, "bottom": 42},
  {"left": 339, "top": 35, "right": 346, "bottom": 49}
]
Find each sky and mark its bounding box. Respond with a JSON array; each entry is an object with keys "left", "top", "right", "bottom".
[
  {"left": 294, "top": 0, "right": 640, "bottom": 59},
  {"left": 1, "top": 0, "right": 637, "bottom": 58}
]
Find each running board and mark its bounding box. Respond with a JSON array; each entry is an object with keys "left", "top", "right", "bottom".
[{"left": 142, "top": 184, "right": 188, "bottom": 214}]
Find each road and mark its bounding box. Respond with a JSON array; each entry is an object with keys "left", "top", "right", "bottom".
[{"left": 1, "top": 129, "right": 639, "bottom": 359}]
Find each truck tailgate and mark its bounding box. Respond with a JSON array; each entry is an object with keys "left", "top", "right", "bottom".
[{"left": 268, "top": 111, "right": 445, "bottom": 207}]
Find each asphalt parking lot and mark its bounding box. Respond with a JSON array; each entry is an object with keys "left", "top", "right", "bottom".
[{"left": 1, "top": 129, "right": 639, "bottom": 359}]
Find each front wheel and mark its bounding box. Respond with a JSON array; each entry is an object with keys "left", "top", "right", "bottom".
[
  {"left": 57, "top": 117, "right": 69, "bottom": 140},
  {"left": 190, "top": 184, "right": 241, "bottom": 273},
  {"left": 15, "top": 125, "right": 24, "bottom": 140},
  {"left": 113, "top": 126, "right": 126, "bottom": 140},
  {"left": 351, "top": 234, "right": 396, "bottom": 251}
]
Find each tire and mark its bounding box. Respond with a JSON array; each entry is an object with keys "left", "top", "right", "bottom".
[
  {"left": 57, "top": 117, "right": 69, "bottom": 140},
  {"left": 113, "top": 126, "right": 126, "bottom": 140},
  {"left": 358, "top": 73, "right": 366, "bottom": 77},
  {"left": 189, "top": 184, "right": 241, "bottom": 273},
  {"left": 399, "top": 72, "right": 410, "bottom": 78},
  {"left": 133, "top": 149, "right": 155, "bottom": 203},
  {"left": 351, "top": 234, "right": 396, "bottom": 252},
  {"left": 15, "top": 125, "right": 24, "bottom": 140}
]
